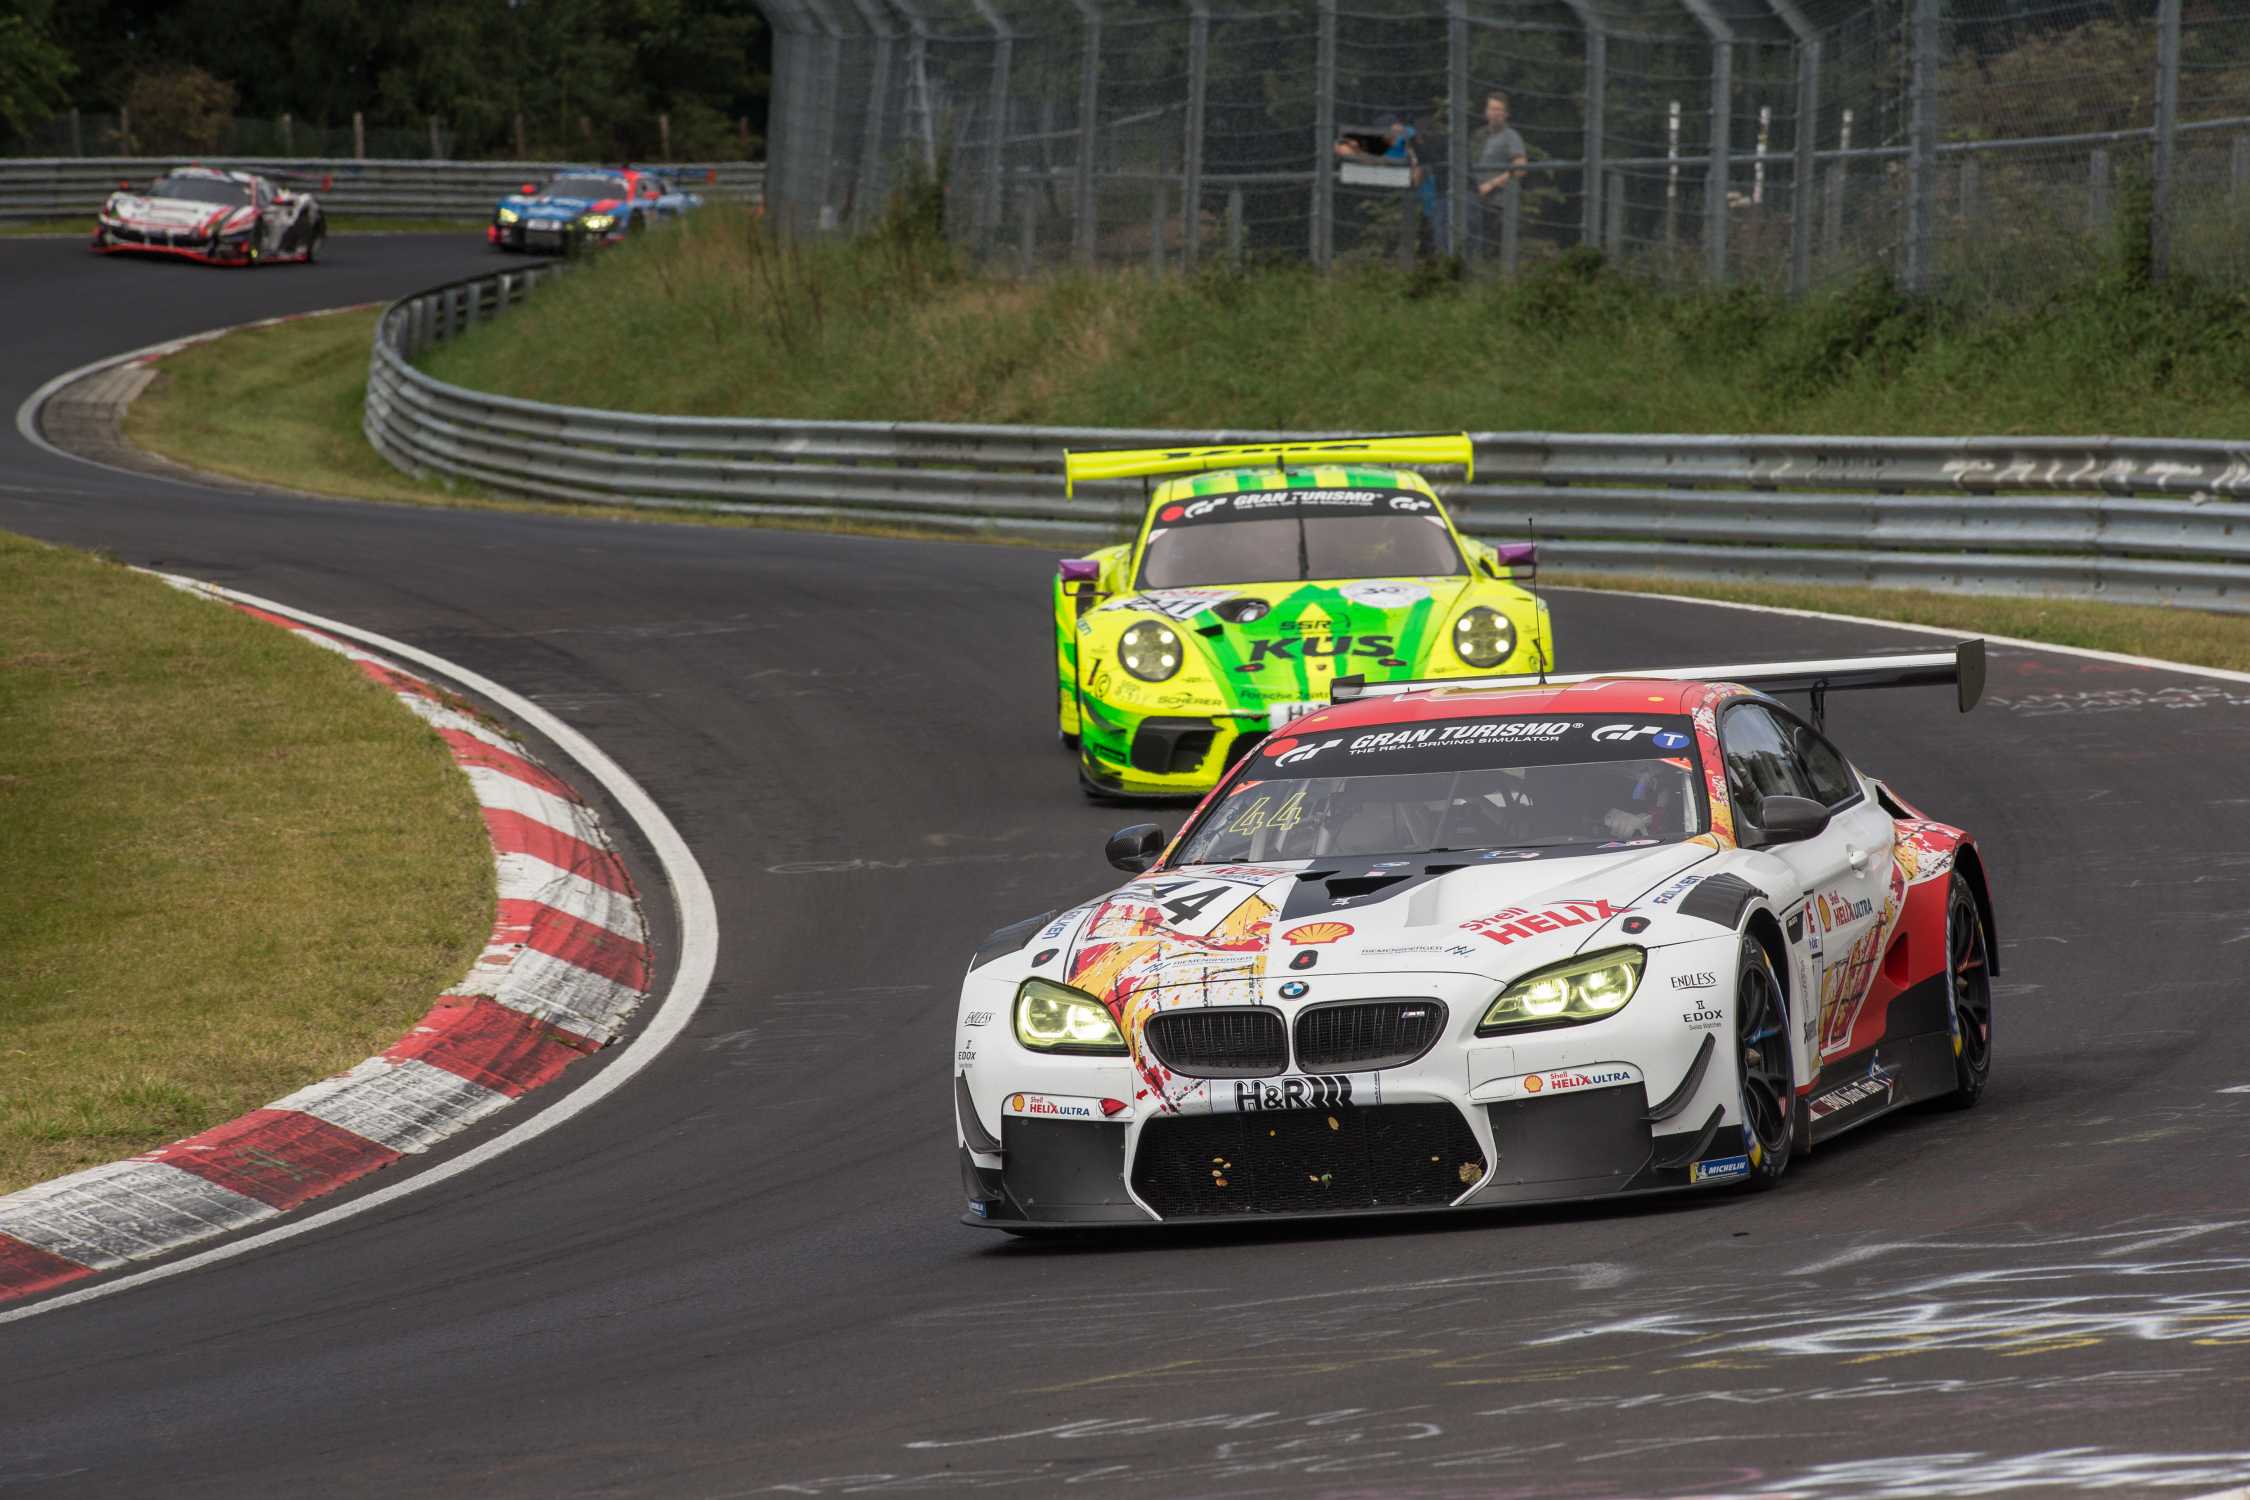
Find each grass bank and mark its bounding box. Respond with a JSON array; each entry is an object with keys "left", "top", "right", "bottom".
[
  {"left": 0, "top": 534, "right": 493, "bottom": 1193},
  {"left": 122, "top": 307, "right": 512, "bottom": 510},
  {"left": 419, "top": 202, "right": 2250, "bottom": 438}
]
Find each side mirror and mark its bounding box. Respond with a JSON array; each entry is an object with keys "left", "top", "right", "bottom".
[
  {"left": 522, "top": 182, "right": 538, "bottom": 194},
  {"left": 1494, "top": 541, "right": 1538, "bottom": 570},
  {"left": 1753, "top": 795, "right": 1831, "bottom": 846},
  {"left": 1060, "top": 557, "right": 1103, "bottom": 614},
  {"left": 1105, "top": 823, "right": 1166, "bottom": 874}
]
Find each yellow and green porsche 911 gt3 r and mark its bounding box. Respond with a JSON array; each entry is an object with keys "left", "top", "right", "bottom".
[{"left": 1054, "top": 433, "right": 1552, "bottom": 798}]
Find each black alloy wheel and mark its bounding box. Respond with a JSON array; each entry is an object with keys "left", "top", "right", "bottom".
[
  {"left": 1938, "top": 874, "right": 1993, "bottom": 1108},
  {"left": 1736, "top": 935, "right": 1794, "bottom": 1189}
]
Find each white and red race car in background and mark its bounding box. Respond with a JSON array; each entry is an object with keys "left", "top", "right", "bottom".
[
  {"left": 956, "top": 644, "right": 1998, "bottom": 1231},
  {"left": 93, "top": 165, "right": 326, "bottom": 267}
]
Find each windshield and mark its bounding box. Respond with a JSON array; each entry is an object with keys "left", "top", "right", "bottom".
[
  {"left": 1175, "top": 714, "right": 1705, "bottom": 864},
  {"left": 147, "top": 175, "right": 252, "bottom": 206},
  {"left": 539, "top": 175, "right": 628, "bottom": 201},
  {"left": 1138, "top": 487, "right": 1463, "bottom": 587}
]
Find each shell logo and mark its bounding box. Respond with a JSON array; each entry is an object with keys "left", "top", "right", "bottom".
[
  {"left": 1009, "top": 1094, "right": 1025, "bottom": 1111},
  {"left": 1523, "top": 1075, "right": 1543, "bottom": 1093},
  {"left": 1282, "top": 921, "right": 1354, "bottom": 945}
]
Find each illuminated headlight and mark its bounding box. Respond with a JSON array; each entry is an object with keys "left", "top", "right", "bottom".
[
  {"left": 1014, "top": 977, "right": 1126, "bottom": 1055},
  {"left": 580, "top": 213, "right": 616, "bottom": 232},
  {"left": 1479, "top": 948, "right": 1645, "bottom": 1033},
  {"left": 1453, "top": 607, "right": 1516, "bottom": 669},
  {"left": 497, "top": 207, "right": 520, "bottom": 225},
  {"left": 1118, "top": 620, "right": 1182, "bottom": 682}
]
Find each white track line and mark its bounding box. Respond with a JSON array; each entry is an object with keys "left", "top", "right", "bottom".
[
  {"left": 0, "top": 580, "right": 719, "bottom": 1325},
  {"left": 1548, "top": 584, "right": 2250, "bottom": 686}
]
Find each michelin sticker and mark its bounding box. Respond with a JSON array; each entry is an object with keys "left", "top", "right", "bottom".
[{"left": 1690, "top": 1154, "right": 1750, "bottom": 1184}]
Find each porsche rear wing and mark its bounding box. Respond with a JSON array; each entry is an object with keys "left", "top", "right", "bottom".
[
  {"left": 1062, "top": 432, "right": 1473, "bottom": 497},
  {"left": 1331, "top": 639, "right": 1986, "bottom": 725}
]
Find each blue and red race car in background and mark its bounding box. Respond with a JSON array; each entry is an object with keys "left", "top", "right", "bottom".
[{"left": 489, "top": 165, "right": 702, "bottom": 254}]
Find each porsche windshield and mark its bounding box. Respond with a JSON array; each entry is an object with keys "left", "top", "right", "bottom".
[
  {"left": 147, "top": 175, "right": 252, "bottom": 206},
  {"left": 540, "top": 175, "right": 628, "bottom": 200},
  {"left": 1175, "top": 715, "right": 1706, "bottom": 864},
  {"left": 1137, "top": 487, "right": 1463, "bottom": 587}
]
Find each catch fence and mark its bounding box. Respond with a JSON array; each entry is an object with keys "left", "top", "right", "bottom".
[{"left": 759, "top": 0, "right": 2250, "bottom": 296}]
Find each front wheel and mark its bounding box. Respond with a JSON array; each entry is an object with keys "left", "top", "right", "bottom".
[
  {"left": 1735, "top": 934, "right": 1794, "bottom": 1190},
  {"left": 1936, "top": 874, "right": 1993, "bottom": 1109}
]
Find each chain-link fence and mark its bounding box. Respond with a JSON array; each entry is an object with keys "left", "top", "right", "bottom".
[{"left": 760, "top": 0, "right": 2250, "bottom": 294}]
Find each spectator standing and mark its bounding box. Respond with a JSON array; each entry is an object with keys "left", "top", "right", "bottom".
[{"left": 1472, "top": 91, "right": 1528, "bottom": 257}]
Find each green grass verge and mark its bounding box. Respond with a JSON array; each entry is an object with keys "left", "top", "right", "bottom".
[
  {"left": 123, "top": 308, "right": 519, "bottom": 510},
  {"left": 0, "top": 533, "right": 494, "bottom": 1194}
]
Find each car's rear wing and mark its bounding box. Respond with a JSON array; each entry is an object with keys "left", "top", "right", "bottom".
[
  {"left": 1332, "top": 639, "right": 1986, "bottom": 727},
  {"left": 1062, "top": 432, "right": 1474, "bottom": 497}
]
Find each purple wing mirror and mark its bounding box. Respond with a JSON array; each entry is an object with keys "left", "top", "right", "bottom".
[
  {"left": 1494, "top": 542, "right": 1538, "bottom": 569},
  {"left": 1059, "top": 557, "right": 1103, "bottom": 613}
]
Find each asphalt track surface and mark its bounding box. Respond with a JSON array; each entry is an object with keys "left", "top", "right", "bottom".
[{"left": 2, "top": 234, "right": 2248, "bottom": 1500}]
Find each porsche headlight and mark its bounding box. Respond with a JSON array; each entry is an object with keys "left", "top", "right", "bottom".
[
  {"left": 581, "top": 213, "right": 616, "bottom": 232},
  {"left": 1479, "top": 947, "right": 1645, "bottom": 1033},
  {"left": 1014, "top": 977, "right": 1126, "bottom": 1055},
  {"left": 1118, "top": 620, "right": 1182, "bottom": 682},
  {"left": 497, "top": 207, "right": 520, "bottom": 225},
  {"left": 1453, "top": 607, "right": 1516, "bottom": 669}
]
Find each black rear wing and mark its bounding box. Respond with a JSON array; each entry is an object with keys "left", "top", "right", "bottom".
[{"left": 1332, "top": 639, "right": 1985, "bottom": 728}]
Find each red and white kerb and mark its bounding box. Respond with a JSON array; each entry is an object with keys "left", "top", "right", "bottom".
[{"left": 0, "top": 588, "right": 650, "bottom": 1302}]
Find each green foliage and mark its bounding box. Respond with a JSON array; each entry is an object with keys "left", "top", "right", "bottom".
[
  {"left": 121, "top": 63, "right": 234, "bottom": 153},
  {"left": 41, "top": 0, "right": 767, "bottom": 159},
  {"left": 1754, "top": 271, "right": 1932, "bottom": 399},
  {"left": 0, "top": 8, "right": 74, "bottom": 142}
]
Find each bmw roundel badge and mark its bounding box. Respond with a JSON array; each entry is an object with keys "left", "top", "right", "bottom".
[{"left": 1279, "top": 980, "right": 1309, "bottom": 999}]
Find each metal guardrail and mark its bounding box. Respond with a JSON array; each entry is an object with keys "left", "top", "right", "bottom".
[
  {"left": 366, "top": 267, "right": 2250, "bottom": 612},
  {"left": 1, "top": 157, "right": 763, "bottom": 223}
]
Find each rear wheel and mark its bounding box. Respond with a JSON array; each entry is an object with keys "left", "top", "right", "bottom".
[
  {"left": 1736, "top": 934, "right": 1794, "bottom": 1190},
  {"left": 1936, "top": 874, "right": 1993, "bottom": 1109}
]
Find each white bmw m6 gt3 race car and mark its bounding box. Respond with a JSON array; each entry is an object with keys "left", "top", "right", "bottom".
[{"left": 955, "top": 643, "right": 1997, "bottom": 1231}]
